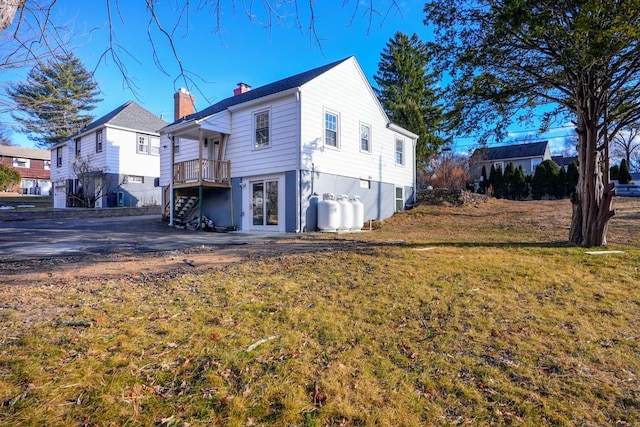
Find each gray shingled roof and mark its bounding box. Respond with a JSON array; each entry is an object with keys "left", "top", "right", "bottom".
[
  {"left": 474, "top": 141, "right": 549, "bottom": 160},
  {"left": 79, "top": 101, "right": 167, "bottom": 135},
  {"left": 0, "top": 145, "right": 51, "bottom": 160},
  {"left": 167, "top": 57, "right": 352, "bottom": 127}
]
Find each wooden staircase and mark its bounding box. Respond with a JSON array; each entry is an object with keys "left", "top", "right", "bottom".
[{"left": 169, "top": 195, "right": 200, "bottom": 227}]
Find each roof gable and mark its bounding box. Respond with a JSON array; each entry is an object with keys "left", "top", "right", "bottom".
[
  {"left": 79, "top": 101, "right": 167, "bottom": 135},
  {"left": 168, "top": 57, "right": 352, "bottom": 127},
  {"left": 474, "top": 141, "right": 549, "bottom": 161}
]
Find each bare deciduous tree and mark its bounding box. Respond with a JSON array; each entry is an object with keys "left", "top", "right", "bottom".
[
  {"left": 611, "top": 124, "right": 640, "bottom": 173},
  {"left": 1, "top": 1, "right": 400, "bottom": 101}
]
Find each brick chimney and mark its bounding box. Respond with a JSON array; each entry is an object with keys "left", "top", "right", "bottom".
[
  {"left": 234, "top": 82, "right": 251, "bottom": 96},
  {"left": 174, "top": 88, "right": 195, "bottom": 121}
]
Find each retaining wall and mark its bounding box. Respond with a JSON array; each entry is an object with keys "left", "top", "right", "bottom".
[{"left": 0, "top": 206, "right": 162, "bottom": 222}]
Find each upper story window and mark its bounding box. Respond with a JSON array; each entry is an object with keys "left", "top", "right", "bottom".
[
  {"left": 12, "top": 158, "right": 29, "bottom": 168},
  {"left": 531, "top": 158, "right": 541, "bottom": 173},
  {"left": 44, "top": 160, "right": 51, "bottom": 170},
  {"left": 325, "top": 110, "right": 339, "bottom": 148},
  {"left": 395, "top": 137, "right": 404, "bottom": 165},
  {"left": 360, "top": 123, "right": 371, "bottom": 153},
  {"left": 173, "top": 137, "right": 180, "bottom": 154},
  {"left": 150, "top": 137, "right": 160, "bottom": 155},
  {"left": 56, "top": 147, "right": 63, "bottom": 167},
  {"left": 254, "top": 110, "right": 270, "bottom": 148},
  {"left": 128, "top": 175, "right": 144, "bottom": 183},
  {"left": 494, "top": 161, "right": 504, "bottom": 172},
  {"left": 96, "top": 130, "right": 103, "bottom": 153},
  {"left": 137, "top": 134, "right": 150, "bottom": 154},
  {"left": 74, "top": 137, "right": 81, "bottom": 157}
]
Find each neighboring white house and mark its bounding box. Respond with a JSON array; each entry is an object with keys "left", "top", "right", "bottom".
[
  {"left": 160, "top": 56, "right": 418, "bottom": 232},
  {"left": 51, "top": 101, "right": 167, "bottom": 208}
]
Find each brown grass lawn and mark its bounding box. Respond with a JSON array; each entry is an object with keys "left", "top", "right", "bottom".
[{"left": 1, "top": 198, "right": 639, "bottom": 426}]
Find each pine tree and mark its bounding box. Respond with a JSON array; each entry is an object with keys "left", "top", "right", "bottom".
[
  {"left": 610, "top": 164, "right": 620, "bottom": 181},
  {"left": 374, "top": 32, "right": 443, "bottom": 161},
  {"left": 503, "top": 162, "right": 515, "bottom": 199},
  {"left": 480, "top": 164, "right": 488, "bottom": 194},
  {"left": 512, "top": 166, "right": 526, "bottom": 200},
  {"left": 7, "top": 53, "right": 101, "bottom": 148},
  {"left": 619, "top": 159, "right": 632, "bottom": 184}
]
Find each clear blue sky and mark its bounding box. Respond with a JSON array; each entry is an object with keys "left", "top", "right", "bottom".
[{"left": 2, "top": 0, "right": 573, "bottom": 154}]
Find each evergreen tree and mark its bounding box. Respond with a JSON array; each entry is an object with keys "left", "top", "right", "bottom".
[
  {"left": 610, "top": 164, "right": 620, "bottom": 181},
  {"left": 374, "top": 32, "right": 443, "bottom": 161},
  {"left": 567, "top": 161, "right": 579, "bottom": 196},
  {"left": 503, "top": 161, "right": 515, "bottom": 199},
  {"left": 480, "top": 164, "right": 488, "bottom": 194},
  {"left": 554, "top": 167, "right": 567, "bottom": 199},
  {"left": 7, "top": 53, "right": 101, "bottom": 148},
  {"left": 489, "top": 164, "right": 505, "bottom": 198},
  {"left": 512, "top": 165, "right": 526, "bottom": 200},
  {"left": 0, "top": 164, "right": 21, "bottom": 191},
  {"left": 619, "top": 159, "right": 632, "bottom": 184},
  {"left": 531, "top": 164, "right": 546, "bottom": 200}
]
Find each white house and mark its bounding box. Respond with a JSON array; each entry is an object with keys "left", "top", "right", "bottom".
[
  {"left": 160, "top": 56, "right": 417, "bottom": 232},
  {"left": 51, "top": 101, "right": 167, "bottom": 208}
]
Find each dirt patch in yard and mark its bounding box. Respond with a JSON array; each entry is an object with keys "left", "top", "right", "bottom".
[{"left": 1, "top": 197, "right": 639, "bottom": 287}]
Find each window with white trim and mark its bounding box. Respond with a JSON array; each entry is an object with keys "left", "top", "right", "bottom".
[
  {"left": 128, "top": 175, "right": 144, "bottom": 183},
  {"left": 44, "top": 160, "right": 51, "bottom": 170},
  {"left": 137, "top": 134, "right": 150, "bottom": 154},
  {"left": 12, "top": 158, "right": 29, "bottom": 168},
  {"left": 150, "top": 137, "right": 160, "bottom": 155},
  {"left": 173, "top": 137, "right": 180, "bottom": 154},
  {"left": 360, "top": 123, "right": 371, "bottom": 152},
  {"left": 96, "top": 130, "right": 103, "bottom": 153},
  {"left": 56, "top": 147, "right": 62, "bottom": 167},
  {"left": 74, "top": 137, "right": 81, "bottom": 157},
  {"left": 530, "top": 158, "right": 541, "bottom": 173},
  {"left": 254, "top": 110, "right": 270, "bottom": 148},
  {"left": 395, "top": 187, "right": 404, "bottom": 211},
  {"left": 395, "top": 138, "right": 404, "bottom": 165},
  {"left": 324, "top": 110, "right": 338, "bottom": 148}
]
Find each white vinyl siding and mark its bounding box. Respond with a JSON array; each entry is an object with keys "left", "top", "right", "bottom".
[
  {"left": 298, "top": 58, "right": 415, "bottom": 190},
  {"left": 225, "top": 96, "right": 299, "bottom": 177}
]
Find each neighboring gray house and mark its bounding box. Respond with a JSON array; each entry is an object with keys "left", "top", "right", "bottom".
[
  {"left": 160, "top": 56, "right": 417, "bottom": 232},
  {"left": 470, "top": 141, "right": 552, "bottom": 183},
  {"left": 51, "top": 101, "right": 167, "bottom": 208}
]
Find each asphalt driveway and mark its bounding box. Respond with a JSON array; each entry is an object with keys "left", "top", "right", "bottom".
[{"left": 0, "top": 215, "right": 291, "bottom": 261}]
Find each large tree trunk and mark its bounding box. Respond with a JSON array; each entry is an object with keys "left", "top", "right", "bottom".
[
  {"left": 0, "top": 0, "right": 24, "bottom": 33},
  {"left": 569, "top": 118, "right": 615, "bottom": 247}
]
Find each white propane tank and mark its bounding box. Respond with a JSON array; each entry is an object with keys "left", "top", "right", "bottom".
[
  {"left": 317, "top": 193, "right": 340, "bottom": 231},
  {"left": 350, "top": 195, "right": 364, "bottom": 231},
  {"left": 338, "top": 194, "right": 353, "bottom": 231}
]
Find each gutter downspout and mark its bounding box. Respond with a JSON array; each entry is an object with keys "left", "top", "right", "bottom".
[
  {"left": 169, "top": 136, "right": 175, "bottom": 226},
  {"left": 198, "top": 128, "right": 203, "bottom": 230},
  {"left": 296, "top": 88, "right": 302, "bottom": 233}
]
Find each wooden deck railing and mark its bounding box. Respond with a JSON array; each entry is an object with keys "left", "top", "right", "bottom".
[{"left": 173, "top": 159, "right": 231, "bottom": 186}]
